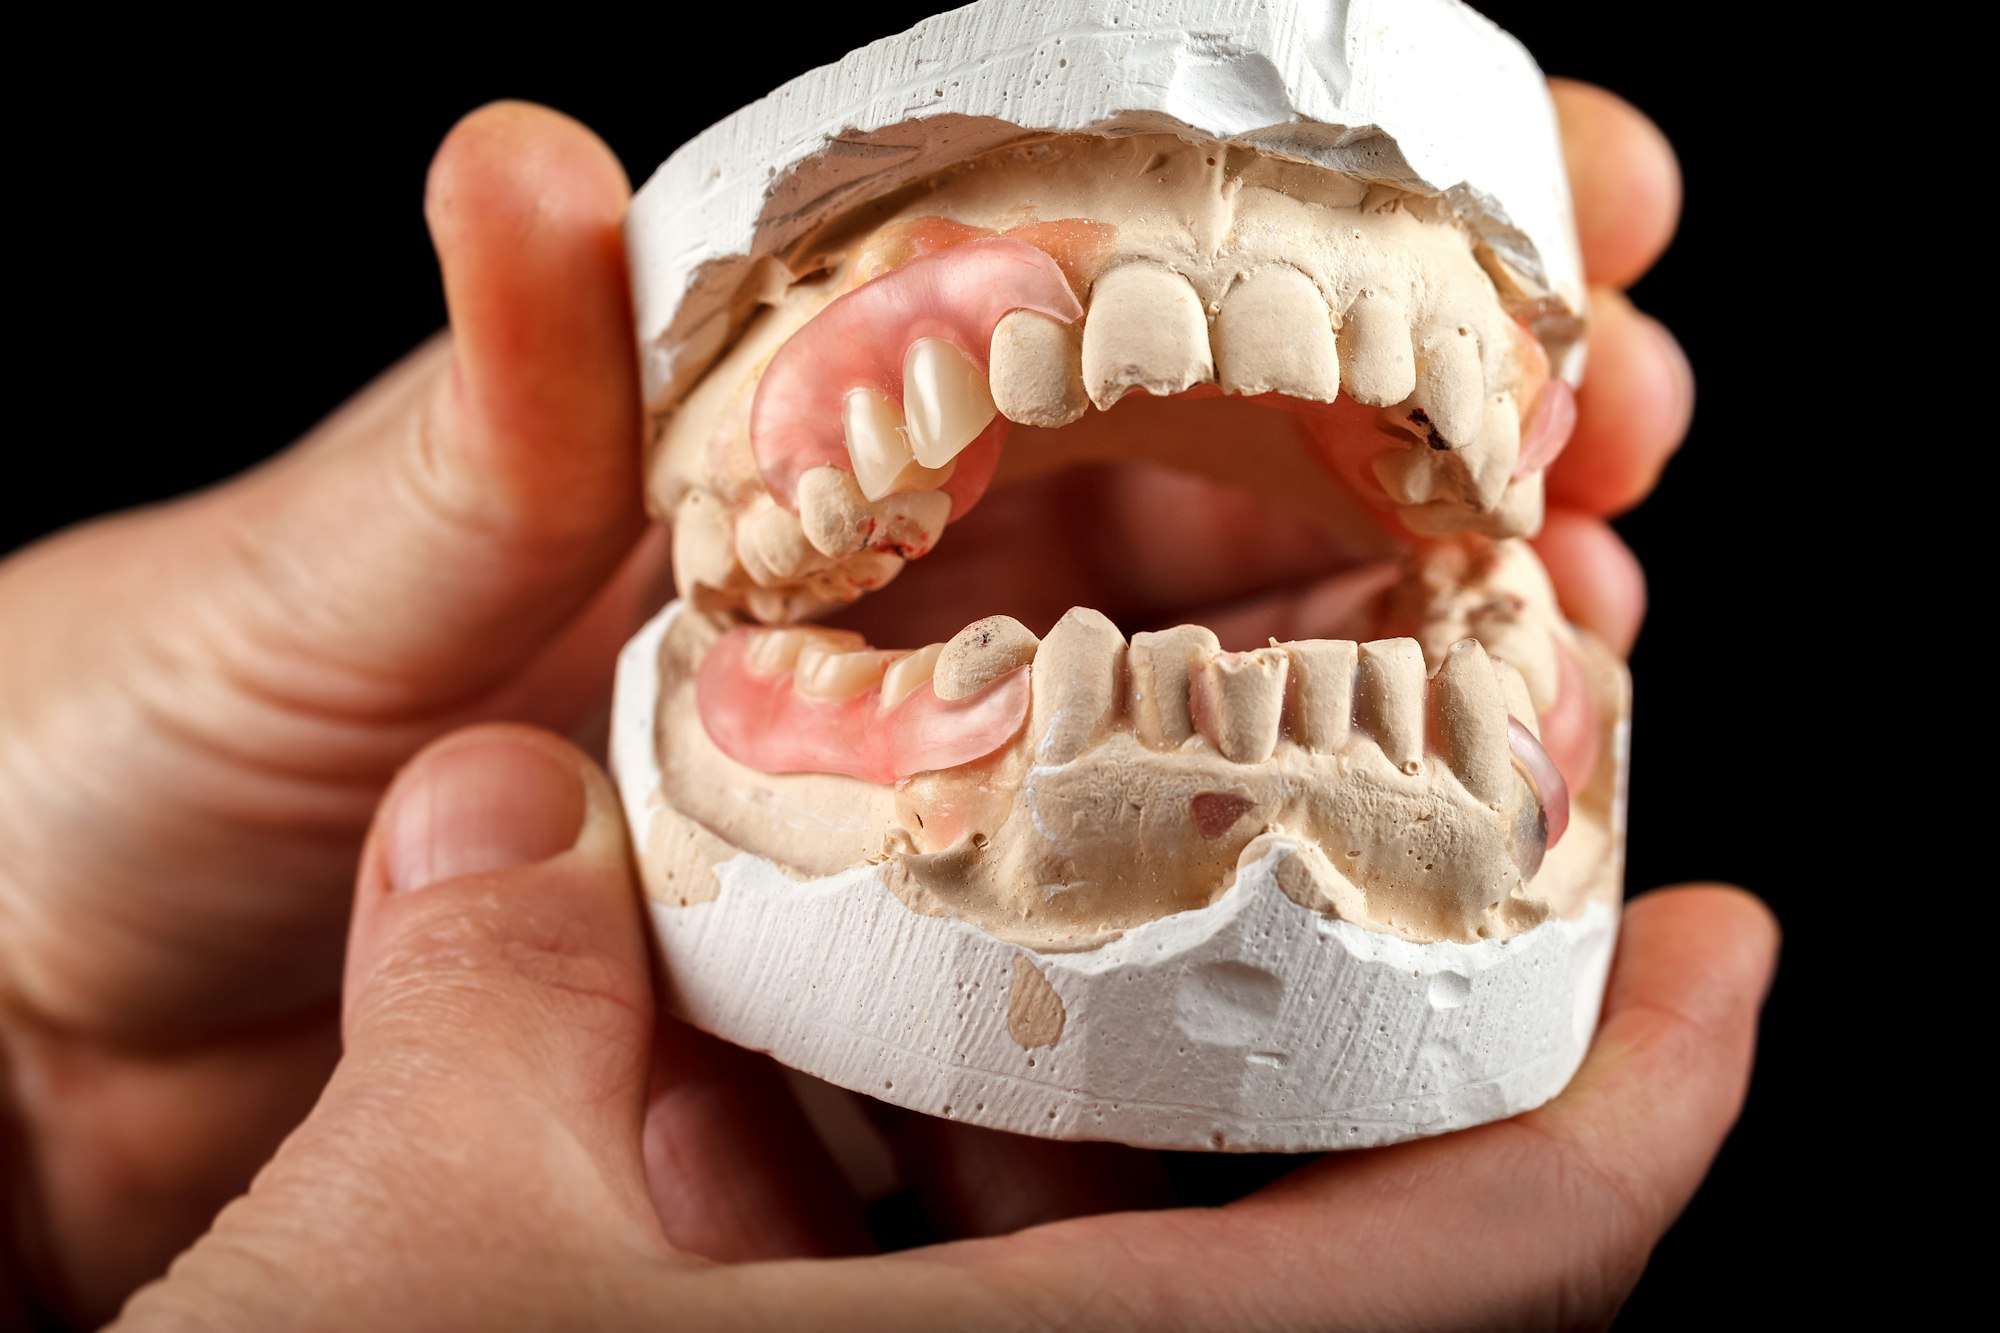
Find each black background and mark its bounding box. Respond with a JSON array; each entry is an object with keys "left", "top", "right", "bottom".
[{"left": 10, "top": 4, "right": 1837, "bottom": 1325}]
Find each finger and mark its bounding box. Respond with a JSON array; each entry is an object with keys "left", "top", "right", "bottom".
[
  {"left": 1534, "top": 509, "right": 1646, "bottom": 656},
  {"left": 1546, "top": 288, "right": 1694, "bottom": 518},
  {"left": 1553, "top": 80, "right": 1682, "bottom": 289}
]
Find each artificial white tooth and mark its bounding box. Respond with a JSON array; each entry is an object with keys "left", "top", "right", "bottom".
[
  {"left": 1189, "top": 646, "right": 1290, "bottom": 764},
  {"left": 870, "top": 489, "right": 952, "bottom": 559},
  {"left": 1411, "top": 325, "right": 1484, "bottom": 448},
  {"left": 1337, "top": 292, "right": 1417, "bottom": 407},
  {"left": 1129, "top": 624, "right": 1221, "bottom": 748},
  {"left": 1028, "top": 608, "right": 1125, "bottom": 764},
  {"left": 990, "top": 308, "right": 1087, "bottom": 427},
  {"left": 735, "top": 495, "right": 829, "bottom": 587},
  {"left": 742, "top": 628, "right": 810, "bottom": 677},
  {"left": 1355, "top": 638, "right": 1428, "bottom": 775},
  {"left": 842, "top": 388, "right": 954, "bottom": 501},
  {"left": 1429, "top": 639, "right": 1511, "bottom": 806},
  {"left": 671, "top": 491, "right": 741, "bottom": 599},
  {"left": 1282, "top": 638, "right": 1358, "bottom": 753},
  {"left": 934, "top": 614, "right": 1041, "bottom": 701},
  {"left": 1081, "top": 262, "right": 1214, "bottom": 410},
  {"left": 880, "top": 643, "right": 945, "bottom": 708},
  {"left": 794, "top": 643, "right": 898, "bottom": 700},
  {"left": 1214, "top": 266, "right": 1339, "bottom": 401},
  {"left": 903, "top": 337, "right": 998, "bottom": 468},
  {"left": 796, "top": 465, "right": 876, "bottom": 558}
]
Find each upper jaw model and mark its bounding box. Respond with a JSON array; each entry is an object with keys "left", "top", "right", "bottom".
[{"left": 611, "top": 0, "right": 1630, "bottom": 1151}]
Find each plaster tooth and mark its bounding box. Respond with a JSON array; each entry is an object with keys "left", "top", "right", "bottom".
[
  {"left": 1491, "top": 658, "right": 1540, "bottom": 739},
  {"left": 1081, "top": 262, "right": 1214, "bottom": 410},
  {"left": 819, "top": 550, "right": 905, "bottom": 600},
  {"left": 1337, "top": 292, "right": 1417, "bottom": 407},
  {"left": 880, "top": 642, "right": 946, "bottom": 708},
  {"left": 869, "top": 489, "right": 952, "bottom": 559},
  {"left": 1409, "top": 325, "right": 1483, "bottom": 448},
  {"left": 1462, "top": 393, "right": 1522, "bottom": 511},
  {"left": 1356, "top": 638, "right": 1428, "bottom": 774},
  {"left": 1028, "top": 607, "right": 1125, "bottom": 764},
  {"left": 903, "top": 337, "right": 998, "bottom": 467},
  {"left": 797, "top": 464, "right": 876, "bottom": 558},
  {"left": 934, "top": 614, "right": 1041, "bottom": 701},
  {"left": 989, "top": 308, "right": 1087, "bottom": 427},
  {"left": 795, "top": 642, "right": 899, "bottom": 700},
  {"left": 1214, "top": 266, "right": 1339, "bottom": 401},
  {"left": 1129, "top": 624, "right": 1220, "bottom": 748},
  {"left": 671, "top": 491, "right": 741, "bottom": 600},
  {"left": 1190, "top": 646, "right": 1290, "bottom": 764},
  {"left": 1488, "top": 472, "right": 1545, "bottom": 539},
  {"left": 735, "top": 495, "right": 829, "bottom": 587},
  {"left": 843, "top": 387, "right": 954, "bottom": 501},
  {"left": 1372, "top": 442, "right": 1441, "bottom": 506},
  {"left": 1282, "top": 638, "right": 1358, "bottom": 753},
  {"left": 742, "top": 585, "right": 827, "bottom": 625},
  {"left": 1429, "top": 639, "right": 1511, "bottom": 806}
]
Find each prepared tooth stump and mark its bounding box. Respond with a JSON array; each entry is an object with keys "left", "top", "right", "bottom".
[{"left": 611, "top": 0, "right": 1629, "bottom": 1152}]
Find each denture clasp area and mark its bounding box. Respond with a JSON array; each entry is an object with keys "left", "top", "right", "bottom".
[{"left": 697, "top": 626, "right": 1031, "bottom": 785}]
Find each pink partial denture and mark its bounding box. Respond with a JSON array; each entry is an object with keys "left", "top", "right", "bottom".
[
  {"left": 1507, "top": 719, "right": 1570, "bottom": 850},
  {"left": 698, "top": 628, "right": 1031, "bottom": 785},
  {"left": 750, "top": 238, "right": 1084, "bottom": 519}
]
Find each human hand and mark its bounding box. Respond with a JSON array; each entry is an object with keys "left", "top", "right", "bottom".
[{"left": 110, "top": 724, "right": 1774, "bottom": 1331}]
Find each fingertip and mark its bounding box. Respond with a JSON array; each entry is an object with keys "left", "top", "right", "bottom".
[
  {"left": 1532, "top": 510, "right": 1645, "bottom": 656},
  {"left": 426, "top": 101, "right": 630, "bottom": 244},
  {"left": 1625, "top": 883, "right": 1782, "bottom": 1008},
  {"left": 1550, "top": 288, "right": 1693, "bottom": 516},
  {"left": 1552, "top": 79, "right": 1682, "bottom": 288}
]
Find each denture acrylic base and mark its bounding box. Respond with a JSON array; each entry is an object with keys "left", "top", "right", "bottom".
[{"left": 615, "top": 605, "right": 1618, "bottom": 1151}]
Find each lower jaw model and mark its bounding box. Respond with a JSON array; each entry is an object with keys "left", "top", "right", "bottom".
[{"left": 612, "top": 1, "right": 1627, "bottom": 1151}]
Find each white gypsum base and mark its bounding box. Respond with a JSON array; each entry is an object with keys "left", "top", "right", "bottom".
[{"left": 612, "top": 603, "right": 1618, "bottom": 1152}]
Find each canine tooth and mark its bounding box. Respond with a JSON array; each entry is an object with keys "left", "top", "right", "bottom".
[
  {"left": 1029, "top": 607, "right": 1125, "bottom": 764},
  {"left": 870, "top": 489, "right": 952, "bottom": 559},
  {"left": 1411, "top": 326, "right": 1483, "bottom": 448},
  {"left": 795, "top": 642, "right": 898, "bottom": 700},
  {"left": 903, "top": 337, "right": 997, "bottom": 468},
  {"left": 671, "top": 491, "right": 740, "bottom": 598},
  {"left": 935, "top": 614, "right": 1040, "bottom": 701},
  {"left": 1337, "top": 293, "right": 1416, "bottom": 407},
  {"left": 1430, "top": 639, "right": 1511, "bottom": 806},
  {"left": 1356, "top": 638, "right": 1428, "bottom": 774},
  {"left": 1283, "top": 638, "right": 1358, "bottom": 753},
  {"left": 1081, "top": 262, "right": 1214, "bottom": 410},
  {"left": 797, "top": 465, "right": 876, "bottom": 558},
  {"left": 843, "top": 388, "right": 954, "bottom": 501},
  {"left": 735, "top": 496, "right": 829, "bottom": 586},
  {"left": 1190, "top": 646, "right": 1289, "bottom": 764},
  {"left": 990, "top": 309, "right": 1087, "bottom": 427},
  {"left": 880, "top": 643, "right": 945, "bottom": 708},
  {"left": 1129, "top": 624, "right": 1220, "bottom": 748},
  {"left": 1214, "top": 266, "right": 1339, "bottom": 401}
]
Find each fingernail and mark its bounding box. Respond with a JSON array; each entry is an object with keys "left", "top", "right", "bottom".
[{"left": 384, "top": 731, "right": 588, "bottom": 892}]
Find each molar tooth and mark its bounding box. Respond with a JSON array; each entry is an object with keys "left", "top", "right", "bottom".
[
  {"left": 794, "top": 642, "right": 898, "bottom": 700},
  {"left": 1337, "top": 293, "right": 1417, "bottom": 407},
  {"left": 1411, "top": 325, "right": 1484, "bottom": 448},
  {"left": 903, "top": 337, "right": 998, "bottom": 468},
  {"left": 870, "top": 489, "right": 952, "bottom": 559},
  {"left": 1356, "top": 638, "right": 1428, "bottom": 774},
  {"left": 1081, "top": 262, "right": 1214, "bottom": 410},
  {"left": 735, "top": 496, "right": 829, "bottom": 587},
  {"left": 843, "top": 388, "right": 954, "bottom": 501},
  {"left": 880, "top": 643, "right": 945, "bottom": 708},
  {"left": 1028, "top": 607, "right": 1125, "bottom": 764},
  {"left": 1190, "top": 646, "right": 1289, "bottom": 764},
  {"left": 742, "top": 586, "right": 828, "bottom": 625},
  {"left": 1282, "top": 638, "right": 1358, "bottom": 753},
  {"left": 1214, "top": 266, "right": 1340, "bottom": 401},
  {"left": 671, "top": 491, "right": 741, "bottom": 599},
  {"left": 797, "top": 465, "right": 876, "bottom": 558},
  {"left": 935, "top": 614, "right": 1040, "bottom": 701},
  {"left": 1129, "top": 624, "right": 1220, "bottom": 748},
  {"left": 1429, "top": 639, "right": 1511, "bottom": 806},
  {"left": 990, "top": 309, "right": 1087, "bottom": 427}
]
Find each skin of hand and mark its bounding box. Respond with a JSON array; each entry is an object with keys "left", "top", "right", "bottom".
[{"left": 0, "top": 84, "right": 1714, "bottom": 1326}]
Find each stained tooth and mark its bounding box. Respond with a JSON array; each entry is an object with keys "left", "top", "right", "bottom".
[
  {"left": 1337, "top": 293, "right": 1417, "bottom": 407},
  {"left": 1356, "top": 638, "right": 1428, "bottom": 774},
  {"left": 1129, "top": 624, "right": 1220, "bottom": 748},
  {"left": 934, "top": 614, "right": 1041, "bottom": 701},
  {"left": 671, "top": 491, "right": 741, "bottom": 599},
  {"left": 880, "top": 643, "right": 946, "bottom": 708},
  {"left": 1429, "top": 639, "right": 1511, "bottom": 806},
  {"left": 1190, "top": 646, "right": 1289, "bottom": 764},
  {"left": 870, "top": 489, "right": 952, "bottom": 559},
  {"left": 843, "top": 388, "right": 954, "bottom": 502},
  {"left": 797, "top": 465, "right": 876, "bottom": 558},
  {"left": 822, "top": 550, "right": 906, "bottom": 599},
  {"left": 1411, "top": 326, "right": 1484, "bottom": 448},
  {"left": 794, "top": 642, "right": 898, "bottom": 700},
  {"left": 1081, "top": 262, "right": 1214, "bottom": 410},
  {"left": 1214, "top": 266, "right": 1339, "bottom": 401},
  {"left": 1028, "top": 607, "right": 1125, "bottom": 764},
  {"left": 735, "top": 496, "right": 829, "bottom": 587},
  {"left": 903, "top": 338, "right": 998, "bottom": 468},
  {"left": 1283, "top": 638, "right": 1358, "bottom": 753},
  {"left": 990, "top": 309, "right": 1087, "bottom": 427}
]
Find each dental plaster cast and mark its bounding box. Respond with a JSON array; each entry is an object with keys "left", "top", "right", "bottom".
[{"left": 610, "top": 0, "right": 1631, "bottom": 1151}]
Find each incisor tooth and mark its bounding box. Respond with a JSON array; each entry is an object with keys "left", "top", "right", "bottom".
[
  {"left": 745, "top": 627, "right": 860, "bottom": 677},
  {"left": 797, "top": 465, "right": 876, "bottom": 558},
  {"left": 1283, "top": 638, "right": 1358, "bottom": 753},
  {"left": 1082, "top": 262, "right": 1214, "bottom": 410},
  {"left": 1215, "top": 266, "right": 1339, "bottom": 401},
  {"left": 871, "top": 489, "right": 952, "bottom": 559},
  {"left": 794, "top": 641, "right": 896, "bottom": 699},
  {"left": 671, "top": 491, "right": 740, "bottom": 598},
  {"left": 880, "top": 643, "right": 945, "bottom": 708},
  {"left": 903, "top": 338, "right": 997, "bottom": 468},
  {"left": 735, "top": 496, "right": 829, "bottom": 587},
  {"left": 1029, "top": 608, "right": 1124, "bottom": 764},
  {"left": 1356, "top": 638, "right": 1428, "bottom": 774},
  {"left": 1337, "top": 293, "right": 1417, "bottom": 407},
  {"left": 1411, "top": 326, "right": 1484, "bottom": 448},
  {"left": 990, "top": 309, "right": 1087, "bottom": 427},
  {"left": 843, "top": 388, "right": 954, "bottom": 502},
  {"left": 1129, "top": 624, "right": 1220, "bottom": 748},
  {"left": 1429, "top": 639, "right": 1511, "bottom": 806},
  {"left": 935, "top": 614, "right": 1040, "bottom": 701},
  {"left": 1190, "top": 646, "right": 1289, "bottom": 764}
]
